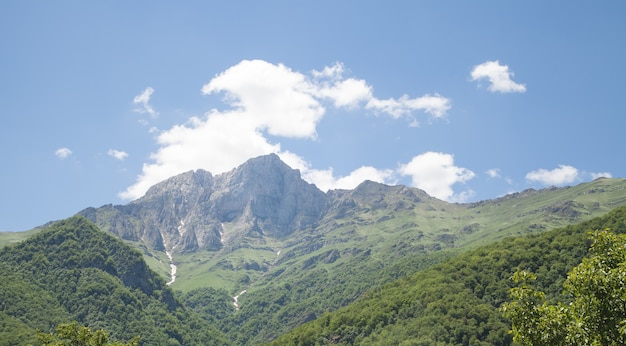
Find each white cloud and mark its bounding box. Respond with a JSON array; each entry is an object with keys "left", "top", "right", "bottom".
[
  {"left": 108, "top": 149, "right": 128, "bottom": 161},
  {"left": 133, "top": 87, "right": 159, "bottom": 118},
  {"left": 120, "top": 60, "right": 451, "bottom": 200},
  {"left": 318, "top": 78, "right": 373, "bottom": 109},
  {"left": 311, "top": 62, "right": 345, "bottom": 79},
  {"left": 486, "top": 168, "right": 514, "bottom": 185},
  {"left": 201, "top": 60, "right": 324, "bottom": 139},
  {"left": 398, "top": 152, "right": 475, "bottom": 202},
  {"left": 525, "top": 165, "right": 579, "bottom": 185},
  {"left": 278, "top": 151, "right": 396, "bottom": 191},
  {"left": 311, "top": 166, "right": 394, "bottom": 191},
  {"left": 119, "top": 113, "right": 280, "bottom": 200},
  {"left": 471, "top": 60, "right": 526, "bottom": 93},
  {"left": 590, "top": 171, "right": 612, "bottom": 180},
  {"left": 365, "top": 93, "right": 451, "bottom": 118},
  {"left": 333, "top": 166, "right": 396, "bottom": 190},
  {"left": 55, "top": 147, "right": 72, "bottom": 159},
  {"left": 311, "top": 61, "right": 451, "bottom": 118},
  {"left": 486, "top": 168, "right": 500, "bottom": 178}
]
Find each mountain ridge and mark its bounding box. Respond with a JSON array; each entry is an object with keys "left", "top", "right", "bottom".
[
  {"left": 78, "top": 154, "right": 327, "bottom": 256},
  {"left": 72, "top": 155, "right": 626, "bottom": 295},
  {"left": 2, "top": 154, "right": 626, "bottom": 344},
  {"left": 6, "top": 154, "right": 625, "bottom": 292}
]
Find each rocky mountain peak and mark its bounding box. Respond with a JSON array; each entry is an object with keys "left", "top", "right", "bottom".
[
  {"left": 211, "top": 153, "right": 326, "bottom": 237},
  {"left": 214, "top": 153, "right": 299, "bottom": 193},
  {"left": 80, "top": 154, "right": 328, "bottom": 254}
]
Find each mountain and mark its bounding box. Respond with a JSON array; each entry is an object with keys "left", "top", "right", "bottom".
[
  {"left": 75, "top": 154, "right": 626, "bottom": 287},
  {"left": 3, "top": 154, "right": 626, "bottom": 344},
  {"left": 67, "top": 154, "right": 626, "bottom": 343},
  {"left": 0, "top": 216, "right": 230, "bottom": 345},
  {"left": 78, "top": 154, "right": 326, "bottom": 254}
]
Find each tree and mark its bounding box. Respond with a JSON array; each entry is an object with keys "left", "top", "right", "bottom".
[
  {"left": 502, "top": 229, "right": 626, "bottom": 346},
  {"left": 37, "top": 322, "right": 139, "bottom": 346}
]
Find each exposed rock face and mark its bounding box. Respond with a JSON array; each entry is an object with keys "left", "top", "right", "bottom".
[
  {"left": 209, "top": 154, "right": 326, "bottom": 236},
  {"left": 78, "top": 154, "right": 327, "bottom": 253}
]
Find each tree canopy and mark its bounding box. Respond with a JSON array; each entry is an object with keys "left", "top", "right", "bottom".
[
  {"left": 502, "top": 229, "right": 626, "bottom": 346},
  {"left": 37, "top": 322, "right": 139, "bottom": 346}
]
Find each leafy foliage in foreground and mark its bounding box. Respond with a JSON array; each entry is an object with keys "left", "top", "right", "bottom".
[
  {"left": 38, "top": 322, "right": 139, "bottom": 346},
  {"left": 269, "top": 206, "right": 626, "bottom": 345},
  {"left": 0, "top": 216, "right": 230, "bottom": 345},
  {"left": 503, "top": 229, "right": 626, "bottom": 346}
]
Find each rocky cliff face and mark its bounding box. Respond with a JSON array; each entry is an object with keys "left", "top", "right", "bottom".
[
  {"left": 79, "top": 154, "right": 327, "bottom": 254},
  {"left": 209, "top": 154, "right": 327, "bottom": 236}
]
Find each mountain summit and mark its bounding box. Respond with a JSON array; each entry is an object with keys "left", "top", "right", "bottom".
[{"left": 79, "top": 154, "right": 326, "bottom": 254}]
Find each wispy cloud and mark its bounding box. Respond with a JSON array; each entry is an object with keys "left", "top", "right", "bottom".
[
  {"left": 526, "top": 164, "right": 578, "bottom": 185},
  {"left": 107, "top": 149, "right": 128, "bottom": 161},
  {"left": 133, "top": 87, "right": 158, "bottom": 118},
  {"left": 590, "top": 171, "right": 612, "bottom": 180},
  {"left": 54, "top": 147, "right": 72, "bottom": 159},
  {"left": 486, "top": 168, "right": 500, "bottom": 178},
  {"left": 486, "top": 168, "right": 514, "bottom": 185},
  {"left": 471, "top": 60, "right": 526, "bottom": 93},
  {"left": 120, "top": 60, "right": 452, "bottom": 200}
]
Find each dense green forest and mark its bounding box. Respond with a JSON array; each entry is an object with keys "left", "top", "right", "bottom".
[
  {"left": 2, "top": 207, "right": 626, "bottom": 345},
  {"left": 269, "top": 206, "right": 626, "bottom": 345},
  {"left": 0, "top": 216, "right": 229, "bottom": 345}
]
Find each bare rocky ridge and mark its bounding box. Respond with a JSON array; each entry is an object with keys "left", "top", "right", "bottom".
[{"left": 78, "top": 154, "right": 327, "bottom": 255}]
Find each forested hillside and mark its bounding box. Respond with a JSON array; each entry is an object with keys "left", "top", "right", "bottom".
[
  {"left": 0, "top": 216, "right": 230, "bottom": 345},
  {"left": 269, "top": 206, "right": 626, "bottom": 345}
]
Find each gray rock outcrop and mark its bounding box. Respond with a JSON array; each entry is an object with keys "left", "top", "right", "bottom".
[{"left": 78, "top": 154, "right": 327, "bottom": 254}]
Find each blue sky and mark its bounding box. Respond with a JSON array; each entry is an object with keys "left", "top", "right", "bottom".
[{"left": 1, "top": 1, "right": 625, "bottom": 231}]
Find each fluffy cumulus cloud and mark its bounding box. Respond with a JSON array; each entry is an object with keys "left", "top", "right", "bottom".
[
  {"left": 55, "top": 147, "right": 72, "bottom": 159},
  {"left": 525, "top": 165, "right": 579, "bottom": 185},
  {"left": 398, "top": 152, "right": 476, "bottom": 202},
  {"left": 201, "top": 60, "right": 324, "bottom": 139},
  {"left": 120, "top": 60, "right": 452, "bottom": 200},
  {"left": 133, "top": 87, "right": 158, "bottom": 118},
  {"left": 471, "top": 60, "right": 526, "bottom": 93},
  {"left": 107, "top": 149, "right": 128, "bottom": 160}
]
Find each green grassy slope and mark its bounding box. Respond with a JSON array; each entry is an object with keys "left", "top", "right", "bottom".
[{"left": 0, "top": 228, "right": 44, "bottom": 248}]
